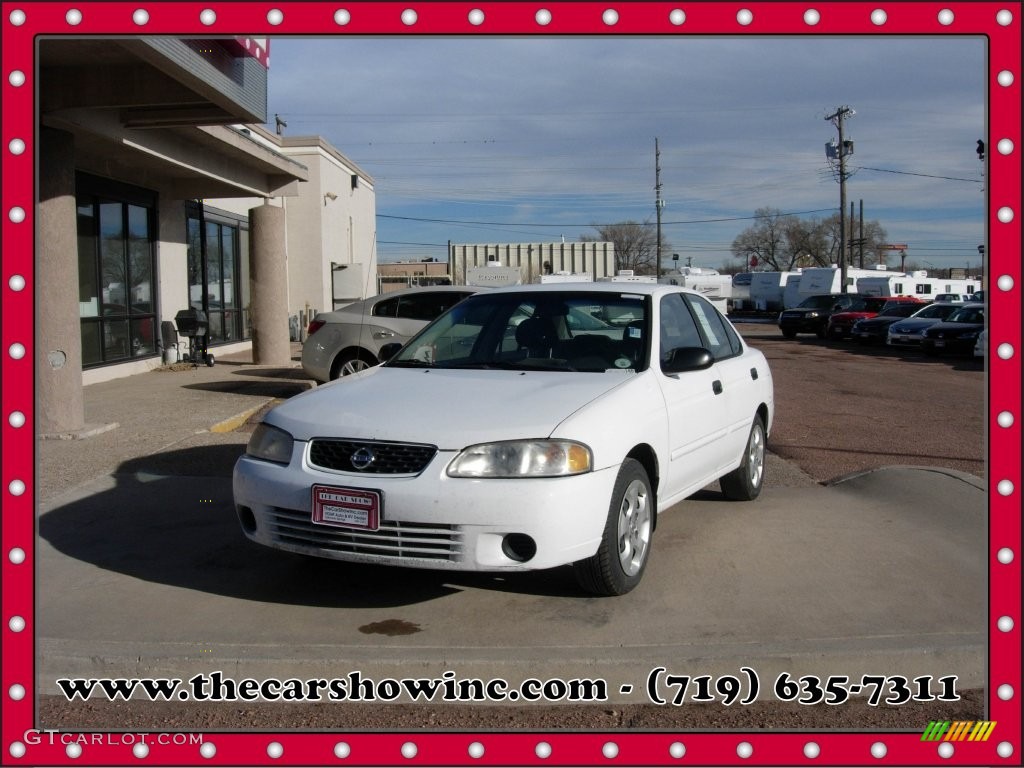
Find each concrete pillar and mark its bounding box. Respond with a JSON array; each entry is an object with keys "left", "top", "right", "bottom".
[
  {"left": 37, "top": 128, "right": 85, "bottom": 435},
  {"left": 248, "top": 203, "right": 290, "bottom": 365}
]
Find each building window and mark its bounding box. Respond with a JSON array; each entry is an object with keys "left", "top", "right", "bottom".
[
  {"left": 185, "top": 203, "right": 250, "bottom": 344},
  {"left": 76, "top": 175, "right": 158, "bottom": 368}
]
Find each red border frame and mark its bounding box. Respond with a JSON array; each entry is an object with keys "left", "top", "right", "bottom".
[{"left": 2, "top": 2, "right": 1020, "bottom": 766}]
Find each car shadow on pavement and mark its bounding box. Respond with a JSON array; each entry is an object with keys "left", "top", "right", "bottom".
[{"left": 38, "top": 446, "right": 587, "bottom": 609}]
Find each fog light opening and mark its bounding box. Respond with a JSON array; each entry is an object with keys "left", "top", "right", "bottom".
[
  {"left": 502, "top": 533, "right": 537, "bottom": 563},
  {"left": 237, "top": 505, "right": 257, "bottom": 534}
]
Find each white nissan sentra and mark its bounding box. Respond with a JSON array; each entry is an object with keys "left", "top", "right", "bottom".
[{"left": 233, "top": 283, "right": 774, "bottom": 595}]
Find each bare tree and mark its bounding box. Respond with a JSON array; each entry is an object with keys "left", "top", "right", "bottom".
[{"left": 584, "top": 221, "right": 670, "bottom": 275}]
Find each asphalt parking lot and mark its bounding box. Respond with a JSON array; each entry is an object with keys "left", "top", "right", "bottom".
[{"left": 34, "top": 336, "right": 988, "bottom": 731}]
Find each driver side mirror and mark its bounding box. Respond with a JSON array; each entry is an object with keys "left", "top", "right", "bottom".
[
  {"left": 661, "top": 346, "right": 714, "bottom": 374},
  {"left": 379, "top": 342, "right": 402, "bottom": 363}
]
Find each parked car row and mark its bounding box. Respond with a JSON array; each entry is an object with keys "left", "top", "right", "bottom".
[{"left": 778, "top": 294, "right": 987, "bottom": 359}]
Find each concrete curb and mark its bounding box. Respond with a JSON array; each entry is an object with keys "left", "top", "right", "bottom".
[{"left": 209, "top": 401, "right": 274, "bottom": 434}]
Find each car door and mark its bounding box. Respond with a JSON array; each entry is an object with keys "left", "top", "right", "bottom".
[
  {"left": 682, "top": 294, "right": 760, "bottom": 475},
  {"left": 365, "top": 290, "right": 472, "bottom": 347},
  {"left": 656, "top": 292, "right": 733, "bottom": 498}
]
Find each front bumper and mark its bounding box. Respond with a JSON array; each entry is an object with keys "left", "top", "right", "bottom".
[{"left": 233, "top": 446, "right": 618, "bottom": 572}]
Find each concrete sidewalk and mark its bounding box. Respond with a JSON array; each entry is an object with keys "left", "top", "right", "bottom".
[{"left": 33, "top": 345, "right": 987, "bottom": 709}]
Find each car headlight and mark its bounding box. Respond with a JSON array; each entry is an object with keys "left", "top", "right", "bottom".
[
  {"left": 957, "top": 330, "right": 981, "bottom": 340},
  {"left": 246, "top": 423, "right": 294, "bottom": 464},
  {"left": 806, "top": 311, "right": 821, "bottom": 318},
  {"left": 447, "top": 440, "right": 592, "bottom": 478}
]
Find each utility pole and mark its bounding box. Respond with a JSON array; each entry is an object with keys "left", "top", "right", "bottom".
[
  {"left": 825, "top": 106, "right": 855, "bottom": 291},
  {"left": 655, "top": 138, "right": 664, "bottom": 280}
]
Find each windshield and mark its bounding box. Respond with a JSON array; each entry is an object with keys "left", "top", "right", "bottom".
[
  {"left": 913, "top": 303, "right": 959, "bottom": 320},
  {"left": 946, "top": 307, "right": 985, "bottom": 324},
  {"left": 387, "top": 291, "right": 649, "bottom": 373},
  {"left": 798, "top": 295, "right": 840, "bottom": 309}
]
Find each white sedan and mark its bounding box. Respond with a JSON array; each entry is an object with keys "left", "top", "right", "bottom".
[{"left": 234, "top": 283, "right": 774, "bottom": 595}]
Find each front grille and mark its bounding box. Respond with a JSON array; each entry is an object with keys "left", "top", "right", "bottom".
[
  {"left": 268, "top": 507, "right": 462, "bottom": 561},
  {"left": 309, "top": 439, "right": 437, "bottom": 474}
]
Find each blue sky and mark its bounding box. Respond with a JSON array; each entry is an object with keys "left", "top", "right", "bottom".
[{"left": 266, "top": 35, "right": 987, "bottom": 272}]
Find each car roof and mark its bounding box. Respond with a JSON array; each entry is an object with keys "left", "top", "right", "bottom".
[{"left": 483, "top": 281, "right": 702, "bottom": 298}]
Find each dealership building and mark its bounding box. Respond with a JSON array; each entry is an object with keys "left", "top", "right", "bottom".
[{"left": 37, "top": 37, "right": 377, "bottom": 437}]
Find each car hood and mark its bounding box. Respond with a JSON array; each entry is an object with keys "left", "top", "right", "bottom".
[
  {"left": 923, "top": 321, "right": 985, "bottom": 335},
  {"left": 264, "top": 366, "right": 636, "bottom": 448},
  {"left": 890, "top": 318, "right": 943, "bottom": 333}
]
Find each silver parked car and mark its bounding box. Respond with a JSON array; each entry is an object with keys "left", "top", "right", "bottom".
[{"left": 301, "top": 286, "right": 480, "bottom": 382}]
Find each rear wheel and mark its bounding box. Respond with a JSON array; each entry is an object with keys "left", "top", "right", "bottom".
[
  {"left": 720, "top": 415, "right": 766, "bottom": 501},
  {"left": 573, "top": 459, "right": 653, "bottom": 596},
  {"left": 781, "top": 329, "right": 797, "bottom": 339},
  {"left": 331, "top": 351, "right": 375, "bottom": 379}
]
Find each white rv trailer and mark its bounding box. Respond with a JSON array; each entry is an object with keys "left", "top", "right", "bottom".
[
  {"left": 856, "top": 272, "right": 981, "bottom": 301},
  {"left": 782, "top": 276, "right": 803, "bottom": 308},
  {"left": 749, "top": 270, "right": 802, "bottom": 311},
  {"left": 658, "top": 269, "right": 734, "bottom": 312},
  {"left": 795, "top": 266, "right": 904, "bottom": 299}
]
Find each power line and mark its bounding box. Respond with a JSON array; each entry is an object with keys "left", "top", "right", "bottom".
[{"left": 857, "top": 166, "right": 984, "bottom": 183}]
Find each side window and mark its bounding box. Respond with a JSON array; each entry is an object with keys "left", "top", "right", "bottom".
[
  {"left": 685, "top": 295, "right": 743, "bottom": 360},
  {"left": 396, "top": 292, "right": 468, "bottom": 321},
  {"left": 372, "top": 296, "right": 401, "bottom": 318},
  {"left": 658, "top": 294, "right": 703, "bottom": 367}
]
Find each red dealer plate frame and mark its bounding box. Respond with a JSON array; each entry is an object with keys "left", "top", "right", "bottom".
[
  {"left": 311, "top": 485, "right": 381, "bottom": 531},
  {"left": 2, "top": 3, "right": 1020, "bottom": 767}
]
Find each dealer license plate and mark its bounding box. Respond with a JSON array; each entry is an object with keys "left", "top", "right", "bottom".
[
  {"left": 311, "top": 485, "right": 381, "bottom": 531},
  {"left": 934, "top": 340, "right": 946, "bottom": 348}
]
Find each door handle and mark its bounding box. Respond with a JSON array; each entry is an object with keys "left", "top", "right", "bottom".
[
  {"left": 750, "top": 367, "right": 759, "bottom": 380},
  {"left": 712, "top": 380, "right": 723, "bottom": 395}
]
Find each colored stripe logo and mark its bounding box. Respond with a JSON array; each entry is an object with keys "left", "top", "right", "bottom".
[{"left": 922, "top": 721, "right": 997, "bottom": 741}]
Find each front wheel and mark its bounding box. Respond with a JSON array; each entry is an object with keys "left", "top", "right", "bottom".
[
  {"left": 573, "top": 458, "right": 653, "bottom": 596},
  {"left": 720, "top": 415, "right": 766, "bottom": 501},
  {"left": 331, "top": 351, "right": 376, "bottom": 379}
]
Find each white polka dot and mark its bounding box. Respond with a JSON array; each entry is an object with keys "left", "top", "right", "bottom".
[
  {"left": 132, "top": 8, "right": 149, "bottom": 25},
  {"left": 9, "top": 9, "right": 26, "bottom": 25},
  {"left": 334, "top": 9, "right": 351, "bottom": 25},
  {"left": 9, "top": 548, "right": 26, "bottom": 564},
  {"left": 401, "top": 8, "right": 417, "bottom": 25},
  {"left": 334, "top": 742, "right": 351, "bottom": 758},
  {"left": 65, "top": 8, "right": 82, "bottom": 25},
  {"left": 9, "top": 207, "right": 25, "bottom": 223},
  {"left": 669, "top": 742, "right": 686, "bottom": 758},
  {"left": 66, "top": 743, "right": 82, "bottom": 759},
  {"left": 199, "top": 8, "right": 216, "bottom": 25},
  {"left": 8, "top": 684, "right": 26, "bottom": 700},
  {"left": 9, "top": 479, "right": 26, "bottom": 496},
  {"left": 938, "top": 9, "right": 954, "bottom": 25},
  {"left": 9, "top": 70, "right": 26, "bottom": 87},
  {"left": 468, "top": 742, "right": 484, "bottom": 758},
  {"left": 938, "top": 742, "right": 954, "bottom": 759},
  {"left": 737, "top": 9, "right": 753, "bottom": 25},
  {"left": 997, "top": 479, "right": 1014, "bottom": 496},
  {"left": 997, "top": 616, "right": 1014, "bottom": 632},
  {"left": 737, "top": 742, "right": 753, "bottom": 758},
  {"left": 9, "top": 411, "right": 26, "bottom": 428},
  {"left": 199, "top": 742, "right": 216, "bottom": 759},
  {"left": 536, "top": 742, "right": 552, "bottom": 759},
  {"left": 536, "top": 9, "right": 552, "bottom": 25},
  {"left": 997, "top": 742, "right": 1015, "bottom": 758},
  {"left": 804, "top": 742, "right": 821, "bottom": 758},
  {"left": 468, "top": 9, "right": 484, "bottom": 25},
  {"left": 267, "top": 742, "right": 283, "bottom": 758},
  {"left": 9, "top": 742, "right": 26, "bottom": 759},
  {"left": 997, "top": 70, "right": 1015, "bottom": 87},
  {"left": 9, "top": 343, "right": 26, "bottom": 360},
  {"left": 997, "top": 274, "right": 1014, "bottom": 290},
  {"left": 997, "top": 547, "right": 1015, "bottom": 564},
  {"left": 602, "top": 9, "right": 619, "bottom": 25},
  {"left": 401, "top": 742, "right": 417, "bottom": 759},
  {"left": 804, "top": 9, "right": 820, "bottom": 25},
  {"left": 133, "top": 743, "right": 149, "bottom": 758},
  {"left": 997, "top": 683, "right": 1014, "bottom": 700},
  {"left": 9, "top": 138, "right": 25, "bottom": 155},
  {"left": 997, "top": 206, "right": 1014, "bottom": 223},
  {"left": 871, "top": 742, "right": 887, "bottom": 758},
  {"left": 9, "top": 616, "right": 26, "bottom": 632},
  {"left": 267, "top": 9, "right": 283, "bottom": 25},
  {"left": 870, "top": 9, "right": 887, "bottom": 25},
  {"left": 997, "top": 343, "right": 1014, "bottom": 360},
  {"left": 996, "top": 9, "right": 1014, "bottom": 26},
  {"left": 602, "top": 742, "right": 619, "bottom": 758},
  {"left": 8, "top": 274, "right": 25, "bottom": 292}
]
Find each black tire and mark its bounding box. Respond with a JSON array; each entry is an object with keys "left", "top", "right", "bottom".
[
  {"left": 205, "top": 353, "right": 215, "bottom": 367},
  {"left": 781, "top": 329, "right": 797, "bottom": 339},
  {"left": 815, "top": 325, "right": 827, "bottom": 339},
  {"left": 720, "top": 415, "right": 766, "bottom": 501},
  {"left": 923, "top": 344, "right": 939, "bottom": 357},
  {"left": 330, "top": 351, "right": 376, "bottom": 380},
  {"left": 573, "top": 459, "right": 654, "bottom": 596}
]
